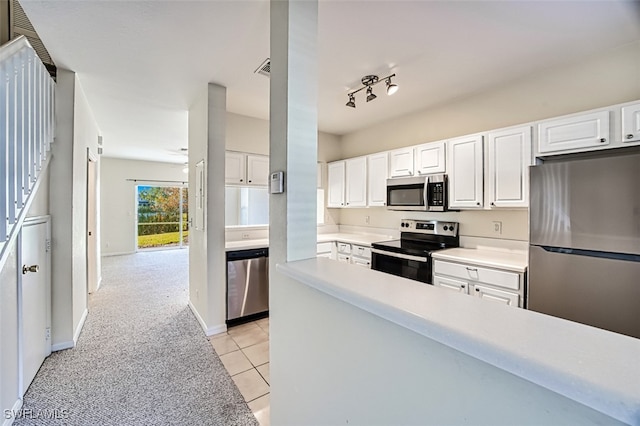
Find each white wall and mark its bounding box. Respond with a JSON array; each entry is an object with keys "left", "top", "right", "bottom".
[
  {"left": 188, "top": 90, "right": 210, "bottom": 330},
  {"left": 49, "top": 70, "right": 100, "bottom": 349},
  {"left": 100, "top": 158, "right": 188, "bottom": 255},
  {"left": 336, "top": 41, "right": 640, "bottom": 241}
]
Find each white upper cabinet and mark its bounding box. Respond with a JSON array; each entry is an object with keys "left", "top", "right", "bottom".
[
  {"left": 345, "top": 157, "right": 367, "bottom": 207},
  {"left": 225, "top": 151, "right": 269, "bottom": 186},
  {"left": 246, "top": 154, "right": 269, "bottom": 186},
  {"left": 389, "top": 147, "right": 414, "bottom": 178},
  {"left": 225, "top": 151, "right": 246, "bottom": 185},
  {"left": 487, "top": 126, "right": 532, "bottom": 209},
  {"left": 367, "top": 152, "right": 388, "bottom": 207},
  {"left": 414, "top": 141, "right": 446, "bottom": 175},
  {"left": 537, "top": 110, "right": 610, "bottom": 155},
  {"left": 622, "top": 102, "right": 640, "bottom": 143},
  {"left": 327, "top": 161, "right": 346, "bottom": 208},
  {"left": 447, "top": 134, "right": 484, "bottom": 209}
]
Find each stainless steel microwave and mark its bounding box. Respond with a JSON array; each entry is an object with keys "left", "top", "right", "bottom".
[{"left": 386, "top": 174, "right": 449, "bottom": 211}]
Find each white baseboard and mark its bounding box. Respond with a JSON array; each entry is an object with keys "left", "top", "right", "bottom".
[
  {"left": 73, "top": 308, "right": 88, "bottom": 345},
  {"left": 188, "top": 301, "right": 227, "bottom": 337},
  {"left": 51, "top": 340, "right": 74, "bottom": 352},
  {"left": 3, "top": 397, "right": 23, "bottom": 426},
  {"left": 101, "top": 251, "right": 134, "bottom": 257}
]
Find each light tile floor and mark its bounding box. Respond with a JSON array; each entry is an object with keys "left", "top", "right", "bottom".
[{"left": 210, "top": 318, "right": 270, "bottom": 426}]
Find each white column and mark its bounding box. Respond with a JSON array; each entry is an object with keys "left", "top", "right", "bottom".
[
  {"left": 269, "top": 0, "right": 318, "bottom": 423},
  {"left": 206, "top": 83, "right": 227, "bottom": 332},
  {"left": 269, "top": 0, "right": 318, "bottom": 266}
]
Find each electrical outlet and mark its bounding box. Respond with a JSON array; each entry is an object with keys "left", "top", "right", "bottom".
[
  {"left": 492, "top": 221, "right": 502, "bottom": 235},
  {"left": 242, "top": 233, "right": 250, "bottom": 239},
  {"left": 365, "top": 215, "right": 370, "bottom": 225}
]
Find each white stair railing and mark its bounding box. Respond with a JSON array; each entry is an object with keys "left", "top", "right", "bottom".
[{"left": 0, "top": 35, "right": 55, "bottom": 266}]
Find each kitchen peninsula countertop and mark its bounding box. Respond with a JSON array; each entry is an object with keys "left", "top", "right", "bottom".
[
  {"left": 225, "top": 232, "right": 392, "bottom": 252},
  {"left": 432, "top": 247, "right": 528, "bottom": 273},
  {"left": 277, "top": 257, "right": 640, "bottom": 425}
]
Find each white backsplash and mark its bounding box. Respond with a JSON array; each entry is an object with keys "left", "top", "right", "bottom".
[
  {"left": 459, "top": 236, "right": 528, "bottom": 254},
  {"left": 338, "top": 224, "right": 399, "bottom": 239}
]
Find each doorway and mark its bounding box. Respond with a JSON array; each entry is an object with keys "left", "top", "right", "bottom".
[{"left": 136, "top": 185, "right": 188, "bottom": 250}]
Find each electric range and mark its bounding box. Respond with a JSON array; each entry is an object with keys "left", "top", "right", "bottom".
[{"left": 371, "top": 219, "right": 459, "bottom": 284}]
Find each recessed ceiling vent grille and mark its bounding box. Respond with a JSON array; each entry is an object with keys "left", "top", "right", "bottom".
[{"left": 254, "top": 58, "right": 270, "bottom": 78}]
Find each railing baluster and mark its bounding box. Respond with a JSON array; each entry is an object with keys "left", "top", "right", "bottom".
[
  {"left": 36, "top": 60, "right": 42, "bottom": 173},
  {"left": 7, "top": 54, "right": 17, "bottom": 225},
  {"left": 0, "top": 59, "right": 8, "bottom": 241},
  {"left": 29, "top": 51, "right": 35, "bottom": 190},
  {"left": 15, "top": 49, "right": 24, "bottom": 209}
]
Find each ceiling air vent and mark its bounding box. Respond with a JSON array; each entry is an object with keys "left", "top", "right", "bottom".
[{"left": 254, "top": 58, "right": 270, "bottom": 78}]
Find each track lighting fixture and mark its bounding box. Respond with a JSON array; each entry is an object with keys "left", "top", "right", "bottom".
[{"left": 345, "top": 73, "right": 397, "bottom": 108}]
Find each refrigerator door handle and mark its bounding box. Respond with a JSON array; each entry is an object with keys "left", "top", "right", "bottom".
[{"left": 537, "top": 245, "right": 640, "bottom": 263}]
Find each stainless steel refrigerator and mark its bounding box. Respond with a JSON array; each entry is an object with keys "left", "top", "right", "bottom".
[{"left": 528, "top": 149, "right": 640, "bottom": 339}]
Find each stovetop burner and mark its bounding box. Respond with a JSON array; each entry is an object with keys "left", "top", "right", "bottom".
[{"left": 371, "top": 219, "right": 460, "bottom": 257}]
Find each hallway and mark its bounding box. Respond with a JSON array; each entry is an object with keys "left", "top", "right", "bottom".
[{"left": 15, "top": 249, "right": 257, "bottom": 426}]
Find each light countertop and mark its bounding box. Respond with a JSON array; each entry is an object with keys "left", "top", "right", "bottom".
[
  {"left": 277, "top": 258, "right": 640, "bottom": 425},
  {"left": 432, "top": 247, "right": 528, "bottom": 273},
  {"left": 226, "top": 232, "right": 393, "bottom": 252}
]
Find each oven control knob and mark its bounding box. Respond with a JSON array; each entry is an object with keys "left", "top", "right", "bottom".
[{"left": 443, "top": 226, "right": 448, "bottom": 231}]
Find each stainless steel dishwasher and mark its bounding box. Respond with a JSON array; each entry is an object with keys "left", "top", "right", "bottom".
[{"left": 226, "top": 248, "right": 269, "bottom": 323}]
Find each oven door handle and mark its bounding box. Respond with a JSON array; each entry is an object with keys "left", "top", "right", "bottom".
[{"left": 371, "top": 248, "right": 428, "bottom": 263}]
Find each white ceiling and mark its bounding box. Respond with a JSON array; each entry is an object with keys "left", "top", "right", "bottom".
[{"left": 19, "top": 0, "right": 640, "bottom": 163}]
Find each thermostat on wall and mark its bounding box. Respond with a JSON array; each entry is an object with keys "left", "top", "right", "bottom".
[{"left": 270, "top": 171, "right": 284, "bottom": 194}]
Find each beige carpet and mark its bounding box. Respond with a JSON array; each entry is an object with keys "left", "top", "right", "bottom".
[{"left": 15, "top": 248, "right": 258, "bottom": 426}]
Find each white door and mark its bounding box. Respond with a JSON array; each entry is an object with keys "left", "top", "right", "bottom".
[
  {"left": 246, "top": 154, "right": 269, "bottom": 186},
  {"left": 345, "top": 157, "right": 367, "bottom": 207},
  {"left": 225, "top": 151, "right": 246, "bottom": 184},
  {"left": 621, "top": 102, "right": 640, "bottom": 143},
  {"left": 537, "top": 110, "right": 610, "bottom": 154},
  {"left": 447, "top": 134, "right": 484, "bottom": 209},
  {"left": 367, "top": 152, "right": 388, "bottom": 207},
  {"left": 389, "top": 147, "right": 414, "bottom": 178},
  {"left": 415, "top": 141, "right": 446, "bottom": 175},
  {"left": 487, "top": 126, "right": 532, "bottom": 208},
  {"left": 87, "top": 152, "right": 99, "bottom": 293},
  {"left": 21, "top": 219, "right": 51, "bottom": 394},
  {"left": 327, "top": 161, "right": 346, "bottom": 208}
]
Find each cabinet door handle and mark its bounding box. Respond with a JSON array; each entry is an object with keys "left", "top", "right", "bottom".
[
  {"left": 461, "top": 285, "right": 466, "bottom": 289},
  {"left": 627, "top": 134, "right": 635, "bottom": 140},
  {"left": 249, "top": 180, "right": 252, "bottom": 183},
  {"left": 240, "top": 179, "right": 243, "bottom": 182},
  {"left": 599, "top": 138, "right": 607, "bottom": 143},
  {"left": 475, "top": 288, "right": 480, "bottom": 292},
  {"left": 490, "top": 202, "right": 495, "bottom": 206},
  {"left": 476, "top": 202, "right": 481, "bottom": 206},
  {"left": 466, "top": 267, "right": 478, "bottom": 272}
]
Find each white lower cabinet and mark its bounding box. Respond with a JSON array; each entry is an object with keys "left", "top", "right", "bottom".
[
  {"left": 351, "top": 244, "right": 372, "bottom": 268},
  {"left": 433, "top": 275, "right": 468, "bottom": 294},
  {"left": 471, "top": 284, "right": 519, "bottom": 306},
  {"left": 317, "top": 242, "right": 333, "bottom": 259},
  {"left": 433, "top": 259, "right": 524, "bottom": 307}
]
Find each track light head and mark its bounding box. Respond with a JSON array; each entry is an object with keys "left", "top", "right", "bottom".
[
  {"left": 386, "top": 78, "right": 399, "bottom": 95},
  {"left": 346, "top": 94, "right": 356, "bottom": 108},
  {"left": 366, "top": 86, "right": 377, "bottom": 102}
]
